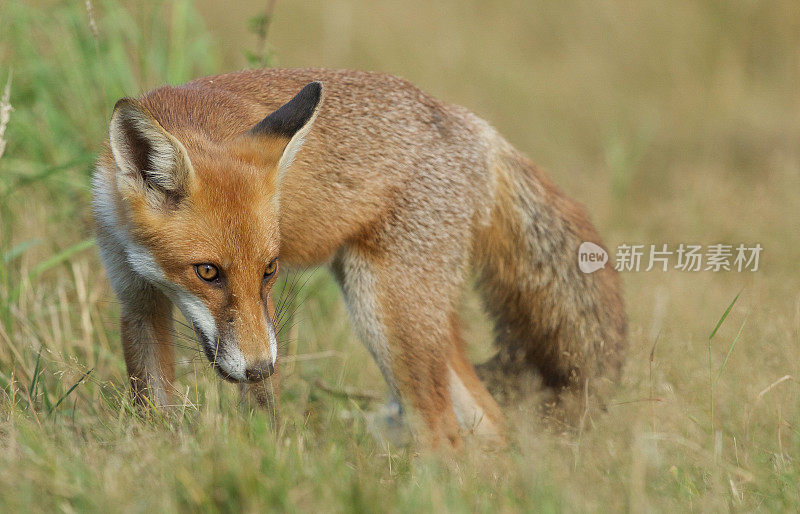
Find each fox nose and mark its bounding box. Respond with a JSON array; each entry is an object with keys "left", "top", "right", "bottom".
[{"left": 244, "top": 361, "right": 275, "bottom": 382}]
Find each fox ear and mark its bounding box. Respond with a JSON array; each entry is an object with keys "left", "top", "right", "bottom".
[
  {"left": 109, "top": 98, "right": 193, "bottom": 206},
  {"left": 249, "top": 81, "right": 323, "bottom": 175}
]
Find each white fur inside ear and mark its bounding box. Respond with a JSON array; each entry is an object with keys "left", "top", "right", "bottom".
[
  {"left": 109, "top": 102, "right": 192, "bottom": 194},
  {"left": 276, "top": 103, "right": 321, "bottom": 176}
]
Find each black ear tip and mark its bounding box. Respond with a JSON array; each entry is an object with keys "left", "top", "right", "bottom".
[
  {"left": 249, "top": 81, "right": 324, "bottom": 138},
  {"left": 301, "top": 81, "right": 323, "bottom": 103}
]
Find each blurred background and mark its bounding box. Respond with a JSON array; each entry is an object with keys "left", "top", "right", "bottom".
[{"left": 0, "top": 0, "right": 798, "bottom": 510}]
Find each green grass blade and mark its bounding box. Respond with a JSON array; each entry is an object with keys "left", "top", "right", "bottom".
[
  {"left": 51, "top": 368, "right": 93, "bottom": 413},
  {"left": 40, "top": 380, "right": 53, "bottom": 413},
  {"left": 28, "top": 238, "right": 95, "bottom": 279},
  {"left": 708, "top": 290, "right": 742, "bottom": 341},
  {"left": 28, "top": 348, "right": 42, "bottom": 401},
  {"left": 2, "top": 154, "right": 96, "bottom": 194},
  {"left": 1, "top": 238, "right": 42, "bottom": 263},
  {"left": 714, "top": 312, "right": 749, "bottom": 386},
  {"left": 8, "top": 238, "right": 95, "bottom": 305},
  {"left": 706, "top": 290, "right": 742, "bottom": 433}
]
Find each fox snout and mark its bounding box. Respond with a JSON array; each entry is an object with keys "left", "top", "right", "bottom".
[
  {"left": 202, "top": 333, "right": 277, "bottom": 384},
  {"left": 244, "top": 361, "right": 275, "bottom": 382},
  {"left": 201, "top": 314, "right": 279, "bottom": 384}
]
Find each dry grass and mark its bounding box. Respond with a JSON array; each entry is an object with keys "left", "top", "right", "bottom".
[{"left": 0, "top": 0, "right": 798, "bottom": 511}]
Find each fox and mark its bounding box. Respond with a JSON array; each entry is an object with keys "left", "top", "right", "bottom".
[{"left": 92, "top": 68, "right": 626, "bottom": 447}]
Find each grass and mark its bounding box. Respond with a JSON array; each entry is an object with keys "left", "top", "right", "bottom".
[{"left": 1, "top": 0, "right": 799, "bottom": 511}]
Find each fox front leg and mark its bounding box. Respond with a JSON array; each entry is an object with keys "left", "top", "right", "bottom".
[{"left": 119, "top": 287, "right": 176, "bottom": 408}]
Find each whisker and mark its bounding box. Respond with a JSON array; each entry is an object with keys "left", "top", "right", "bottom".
[
  {"left": 276, "top": 302, "right": 309, "bottom": 334},
  {"left": 275, "top": 269, "right": 298, "bottom": 306},
  {"left": 273, "top": 271, "right": 293, "bottom": 315},
  {"left": 275, "top": 269, "right": 304, "bottom": 322},
  {"left": 276, "top": 316, "right": 306, "bottom": 339},
  {"left": 279, "top": 268, "right": 310, "bottom": 313},
  {"left": 275, "top": 270, "right": 314, "bottom": 330},
  {"left": 171, "top": 316, "right": 195, "bottom": 332}
]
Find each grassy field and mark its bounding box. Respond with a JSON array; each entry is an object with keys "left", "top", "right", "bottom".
[{"left": 1, "top": 0, "right": 799, "bottom": 511}]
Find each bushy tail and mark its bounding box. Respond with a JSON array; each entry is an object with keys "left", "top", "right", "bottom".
[{"left": 473, "top": 133, "right": 626, "bottom": 395}]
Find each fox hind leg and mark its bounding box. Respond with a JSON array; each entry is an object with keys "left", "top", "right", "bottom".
[
  {"left": 446, "top": 314, "right": 506, "bottom": 442},
  {"left": 331, "top": 244, "right": 504, "bottom": 448}
]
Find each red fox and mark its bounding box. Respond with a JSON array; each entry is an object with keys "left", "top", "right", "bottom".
[{"left": 93, "top": 68, "right": 626, "bottom": 447}]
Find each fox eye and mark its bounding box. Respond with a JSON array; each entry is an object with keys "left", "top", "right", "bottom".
[
  {"left": 195, "top": 263, "right": 219, "bottom": 282},
  {"left": 264, "top": 258, "right": 278, "bottom": 280}
]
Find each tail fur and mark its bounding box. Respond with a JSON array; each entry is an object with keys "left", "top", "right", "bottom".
[{"left": 473, "top": 132, "right": 626, "bottom": 396}]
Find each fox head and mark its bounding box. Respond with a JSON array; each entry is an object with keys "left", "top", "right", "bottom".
[{"left": 107, "top": 82, "right": 323, "bottom": 383}]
